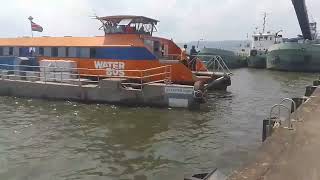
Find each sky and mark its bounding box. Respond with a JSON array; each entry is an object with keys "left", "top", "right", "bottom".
[{"left": 0, "top": 0, "right": 319, "bottom": 42}]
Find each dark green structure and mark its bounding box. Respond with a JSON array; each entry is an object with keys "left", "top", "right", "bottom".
[
  {"left": 198, "top": 48, "right": 247, "bottom": 69},
  {"left": 267, "top": 41, "right": 320, "bottom": 72},
  {"left": 248, "top": 50, "right": 267, "bottom": 69}
]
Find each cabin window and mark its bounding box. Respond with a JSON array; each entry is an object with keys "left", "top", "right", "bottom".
[
  {"left": 39, "top": 47, "right": 44, "bottom": 56},
  {"left": 66, "top": 47, "right": 69, "bottom": 57},
  {"left": 154, "top": 41, "right": 160, "bottom": 52},
  {"left": 270, "top": 37, "right": 273, "bottom": 41},
  {"left": 57, "top": 47, "right": 66, "bottom": 57},
  {"left": 259, "top": 37, "right": 263, "bottom": 41},
  {"left": 51, "top": 47, "right": 58, "bottom": 57},
  {"left": 44, "top": 48, "right": 51, "bottom": 56},
  {"left": 254, "top": 37, "right": 258, "bottom": 41},
  {"left": 68, "top": 47, "right": 77, "bottom": 57},
  {"left": 0, "top": 47, "right": 3, "bottom": 56},
  {"left": 90, "top": 48, "right": 96, "bottom": 58},
  {"left": 19, "top": 48, "right": 23, "bottom": 56},
  {"left": 18, "top": 47, "right": 31, "bottom": 56},
  {"left": 264, "top": 36, "right": 268, "bottom": 40},
  {"left": 9, "top": 47, "right": 13, "bottom": 56},
  {"left": 79, "top": 48, "right": 90, "bottom": 58}
]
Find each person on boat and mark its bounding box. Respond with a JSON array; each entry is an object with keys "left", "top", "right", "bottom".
[
  {"left": 112, "top": 24, "right": 123, "bottom": 34},
  {"left": 139, "top": 26, "right": 145, "bottom": 34},
  {"left": 125, "top": 25, "right": 135, "bottom": 33},
  {"left": 190, "top": 45, "right": 199, "bottom": 56},
  {"left": 189, "top": 45, "right": 199, "bottom": 70},
  {"left": 29, "top": 48, "right": 34, "bottom": 56},
  {"left": 180, "top": 44, "right": 188, "bottom": 66},
  {"left": 161, "top": 45, "right": 165, "bottom": 57}
]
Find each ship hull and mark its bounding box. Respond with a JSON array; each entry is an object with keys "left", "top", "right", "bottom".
[
  {"left": 267, "top": 42, "right": 320, "bottom": 72},
  {"left": 247, "top": 52, "right": 267, "bottom": 68}
]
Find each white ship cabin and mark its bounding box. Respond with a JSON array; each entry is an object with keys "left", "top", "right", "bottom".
[
  {"left": 96, "top": 15, "right": 159, "bottom": 36},
  {"left": 252, "top": 32, "right": 283, "bottom": 51}
]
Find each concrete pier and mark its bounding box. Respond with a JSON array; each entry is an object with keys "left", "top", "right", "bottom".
[{"left": 229, "top": 87, "right": 320, "bottom": 180}]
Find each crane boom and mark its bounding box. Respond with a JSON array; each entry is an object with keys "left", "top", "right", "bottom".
[{"left": 291, "top": 0, "right": 312, "bottom": 40}]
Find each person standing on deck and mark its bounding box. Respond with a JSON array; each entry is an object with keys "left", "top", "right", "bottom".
[
  {"left": 180, "top": 44, "right": 188, "bottom": 67},
  {"left": 189, "top": 45, "right": 199, "bottom": 70}
]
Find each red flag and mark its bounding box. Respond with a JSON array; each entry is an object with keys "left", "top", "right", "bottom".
[{"left": 31, "top": 21, "right": 43, "bottom": 32}]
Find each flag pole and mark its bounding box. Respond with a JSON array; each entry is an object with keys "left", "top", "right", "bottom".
[{"left": 28, "top": 16, "right": 34, "bottom": 38}]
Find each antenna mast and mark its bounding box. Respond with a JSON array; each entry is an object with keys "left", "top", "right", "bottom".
[{"left": 262, "top": 12, "right": 267, "bottom": 33}]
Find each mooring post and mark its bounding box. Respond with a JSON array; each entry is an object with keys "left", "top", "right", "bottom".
[
  {"left": 305, "top": 85, "right": 317, "bottom": 97},
  {"left": 262, "top": 119, "right": 273, "bottom": 142},
  {"left": 313, "top": 80, "right": 320, "bottom": 86}
]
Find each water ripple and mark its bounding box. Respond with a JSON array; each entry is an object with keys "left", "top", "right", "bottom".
[{"left": 0, "top": 69, "right": 317, "bottom": 179}]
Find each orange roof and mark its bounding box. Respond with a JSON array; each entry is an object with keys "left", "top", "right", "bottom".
[{"left": 0, "top": 34, "right": 145, "bottom": 47}]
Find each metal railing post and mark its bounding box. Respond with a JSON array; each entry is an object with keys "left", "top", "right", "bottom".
[
  {"left": 44, "top": 66, "right": 47, "bottom": 84},
  {"left": 280, "top": 98, "right": 299, "bottom": 121},
  {"left": 270, "top": 104, "right": 293, "bottom": 132},
  {"left": 78, "top": 72, "right": 81, "bottom": 87},
  {"left": 60, "top": 71, "right": 63, "bottom": 85},
  {"left": 140, "top": 70, "right": 143, "bottom": 90},
  {"left": 167, "top": 66, "right": 169, "bottom": 84}
]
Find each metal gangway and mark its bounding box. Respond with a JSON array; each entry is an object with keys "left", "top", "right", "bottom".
[{"left": 193, "top": 55, "right": 232, "bottom": 75}]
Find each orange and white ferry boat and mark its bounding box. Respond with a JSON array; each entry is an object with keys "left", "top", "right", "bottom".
[{"left": 0, "top": 15, "right": 231, "bottom": 108}]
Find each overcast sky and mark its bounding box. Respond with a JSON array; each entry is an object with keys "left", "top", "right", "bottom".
[{"left": 0, "top": 0, "right": 319, "bottom": 42}]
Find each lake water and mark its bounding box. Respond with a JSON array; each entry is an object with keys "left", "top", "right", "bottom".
[{"left": 0, "top": 68, "right": 317, "bottom": 180}]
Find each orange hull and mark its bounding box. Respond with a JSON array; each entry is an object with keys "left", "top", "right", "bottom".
[{"left": 39, "top": 57, "right": 199, "bottom": 85}]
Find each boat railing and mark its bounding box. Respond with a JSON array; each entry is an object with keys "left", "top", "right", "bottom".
[
  {"left": 193, "top": 55, "right": 232, "bottom": 75},
  {"left": 264, "top": 98, "right": 299, "bottom": 140},
  {"left": 161, "top": 54, "right": 232, "bottom": 75},
  {"left": 0, "top": 64, "right": 172, "bottom": 90}
]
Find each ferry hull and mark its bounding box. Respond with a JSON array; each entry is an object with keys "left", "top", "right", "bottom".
[
  {"left": 0, "top": 78, "right": 204, "bottom": 109},
  {"left": 248, "top": 53, "right": 267, "bottom": 69},
  {"left": 267, "top": 42, "right": 320, "bottom": 72}
]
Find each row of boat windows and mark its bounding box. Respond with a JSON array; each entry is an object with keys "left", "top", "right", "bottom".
[
  {"left": 254, "top": 36, "right": 273, "bottom": 41},
  {"left": 0, "top": 47, "right": 99, "bottom": 58}
]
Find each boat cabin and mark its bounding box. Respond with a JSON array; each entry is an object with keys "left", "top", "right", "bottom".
[
  {"left": 0, "top": 16, "right": 180, "bottom": 61},
  {"left": 97, "top": 15, "right": 159, "bottom": 36},
  {"left": 96, "top": 15, "right": 183, "bottom": 60},
  {"left": 252, "top": 32, "right": 283, "bottom": 51}
]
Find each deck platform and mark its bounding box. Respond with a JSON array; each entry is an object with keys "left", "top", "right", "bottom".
[
  {"left": 229, "top": 87, "right": 320, "bottom": 180},
  {"left": 0, "top": 78, "right": 203, "bottom": 109}
]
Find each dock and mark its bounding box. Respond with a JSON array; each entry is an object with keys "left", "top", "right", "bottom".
[{"left": 229, "top": 86, "right": 320, "bottom": 180}]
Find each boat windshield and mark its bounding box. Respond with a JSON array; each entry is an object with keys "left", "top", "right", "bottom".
[{"left": 96, "top": 15, "right": 159, "bottom": 36}]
